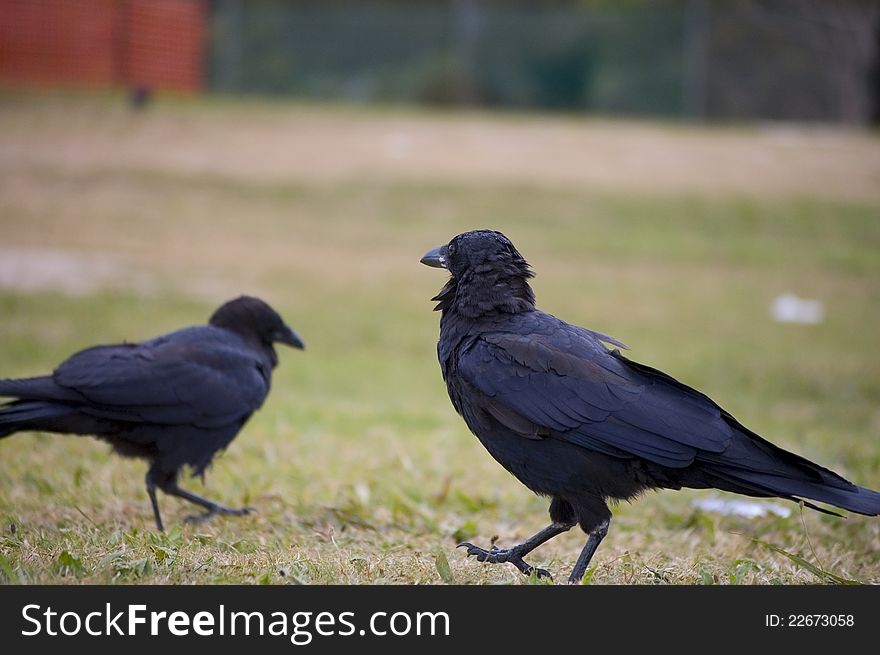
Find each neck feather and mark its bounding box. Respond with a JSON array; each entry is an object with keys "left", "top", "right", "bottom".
[{"left": 433, "top": 268, "right": 535, "bottom": 319}]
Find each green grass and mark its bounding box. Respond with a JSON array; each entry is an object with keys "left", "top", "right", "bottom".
[{"left": 0, "top": 95, "right": 878, "bottom": 584}]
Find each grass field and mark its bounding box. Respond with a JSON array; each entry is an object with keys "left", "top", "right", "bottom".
[{"left": 0, "top": 93, "right": 878, "bottom": 584}]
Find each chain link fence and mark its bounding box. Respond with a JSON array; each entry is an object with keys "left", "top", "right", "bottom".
[{"left": 204, "top": 0, "right": 879, "bottom": 123}]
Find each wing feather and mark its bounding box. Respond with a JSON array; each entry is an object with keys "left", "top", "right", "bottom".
[
  {"left": 457, "top": 312, "right": 733, "bottom": 468},
  {"left": 53, "top": 327, "right": 268, "bottom": 428}
]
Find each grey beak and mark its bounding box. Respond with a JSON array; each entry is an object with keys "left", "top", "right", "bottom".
[
  {"left": 420, "top": 245, "right": 447, "bottom": 269},
  {"left": 275, "top": 326, "right": 305, "bottom": 350}
]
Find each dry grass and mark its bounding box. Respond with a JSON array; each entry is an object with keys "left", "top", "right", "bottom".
[
  {"left": 2, "top": 92, "right": 879, "bottom": 202},
  {"left": 0, "top": 93, "right": 878, "bottom": 585}
]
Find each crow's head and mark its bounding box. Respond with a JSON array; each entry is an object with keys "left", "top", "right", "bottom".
[
  {"left": 421, "top": 230, "right": 533, "bottom": 279},
  {"left": 210, "top": 296, "right": 305, "bottom": 352},
  {"left": 421, "top": 230, "right": 535, "bottom": 316}
]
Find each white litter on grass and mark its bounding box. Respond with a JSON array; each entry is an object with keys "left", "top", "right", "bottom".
[
  {"left": 771, "top": 293, "right": 824, "bottom": 324},
  {"left": 692, "top": 497, "right": 792, "bottom": 519}
]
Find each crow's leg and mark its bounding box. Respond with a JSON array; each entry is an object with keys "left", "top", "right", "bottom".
[
  {"left": 458, "top": 521, "right": 575, "bottom": 579},
  {"left": 145, "top": 470, "right": 165, "bottom": 532},
  {"left": 568, "top": 519, "right": 609, "bottom": 584},
  {"left": 147, "top": 465, "right": 252, "bottom": 527},
  {"left": 163, "top": 484, "right": 254, "bottom": 524}
]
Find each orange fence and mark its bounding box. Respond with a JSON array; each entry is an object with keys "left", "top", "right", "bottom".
[{"left": 0, "top": 0, "right": 206, "bottom": 92}]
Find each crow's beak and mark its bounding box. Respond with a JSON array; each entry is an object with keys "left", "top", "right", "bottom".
[
  {"left": 420, "top": 245, "right": 448, "bottom": 269},
  {"left": 275, "top": 326, "right": 305, "bottom": 350}
]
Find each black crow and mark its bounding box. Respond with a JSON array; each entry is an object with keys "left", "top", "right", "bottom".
[
  {"left": 0, "top": 295, "right": 304, "bottom": 531},
  {"left": 422, "top": 230, "right": 880, "bottom": 583}
]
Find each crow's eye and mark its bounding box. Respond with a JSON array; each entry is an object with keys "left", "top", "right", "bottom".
[{"left": 448, "top": 243, "right": 457, "bottom": 256}]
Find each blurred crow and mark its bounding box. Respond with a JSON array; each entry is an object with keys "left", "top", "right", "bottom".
[
  {"left": 0, "top": 296, "right": 304, "bottom": 531},
  {"left": 422, "top": 230, "right": 880, "bottom": 583}
]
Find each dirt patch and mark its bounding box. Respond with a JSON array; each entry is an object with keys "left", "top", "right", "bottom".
[
  {"left": 1, "top": 99, "right": 878, "bottom": 202},
  {"left": 0, "top": 248, "right": 152, "bottom": 295}
]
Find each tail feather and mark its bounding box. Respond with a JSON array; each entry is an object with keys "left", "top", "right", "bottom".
[
  {"left": 0, "top": 376, "right": 78, "bottom": 402},
  {"left": 732, "top": 470, "right": 880, "bottom": 516},
  {"left": 0, "top": 376, "right": 83, "bottom": 438},
  {"left": 0, "top": 400, "right": 75, "bottom": 438},
  {"left": 706, "top": 467, "right": 879, "bottom": 516},
  {"left": 697, "top": 425, "right": 880, "bottom": 517}
]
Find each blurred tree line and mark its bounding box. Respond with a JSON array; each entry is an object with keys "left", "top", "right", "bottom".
[{"left": 209, "top": 0, "right": 880, "bottom": 124}]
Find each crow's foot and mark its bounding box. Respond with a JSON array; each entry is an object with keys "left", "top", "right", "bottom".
[
  {"left": 184, "top": 505, "right": 254, "bottom": 524},
  {"left": 457, "top": 542, "right": 551, "bottom": 579}
]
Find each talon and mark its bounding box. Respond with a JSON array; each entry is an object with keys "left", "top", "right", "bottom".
[
  {"left": 457, "top": 542, "right": 499, "bottom": 562},
  {"left": 459, "top": 543, "right": 483, "bottom": 558},
  {"left": 456, "top": 539, "right": 552, "bottom": 579}
]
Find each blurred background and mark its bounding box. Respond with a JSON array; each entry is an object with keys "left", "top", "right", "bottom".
[
  {"left": 2, "top": 0, "right": 880, "bottom": 123},
  {"left": 0, "top": 0, "right": 878, "bottom": 584}
]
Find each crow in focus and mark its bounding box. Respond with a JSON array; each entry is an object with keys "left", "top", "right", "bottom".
[
  {"left": 0, "top": 296, "right": 304, "bottom": 531},
  {"left": 421, "top": 230, "right": 880, "bottom": 583}
]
